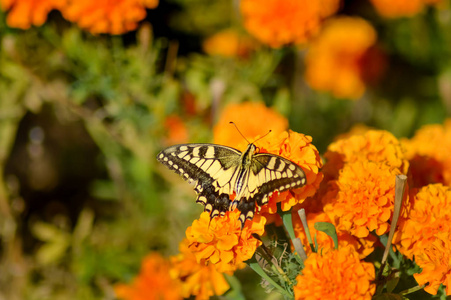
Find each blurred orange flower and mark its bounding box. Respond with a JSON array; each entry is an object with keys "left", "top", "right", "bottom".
[
  {"left": 164, "top": 115, "right": 189, "bottom": 145},
  {"left": 256, "top": 130, "right": 323, "bottom": 215},
  {"left": 186, "top": 210, "right": 265, "bottom": 273},
  {"left": 0, "top": 0, "right": 64, "bottom": 29},
  {"left": 324, "top": 130, "right": 409, "bottom": 180},
  {"left": 401, "top": 119, "right": 451, "bottom": 188},
  {"left": 323, "top": 160, "right": 403, "bottom": 238},
  {"left": 240, "top": 0, "right": 340, "bottom": 48},
  {"left": 292, "top": 211, "right": 376, "bottom": 258},
  {"left": 213, "top": 102, "right": 288, "bottom": 148},
  {"left": 170, "top": 239, "right": 230, "bottom": 300},
  {"left": 203, "top": 29, "right": 257, "bottom": 58},
  {"left": 394, "top": 184, "right": 451, "bottom": 295},
  {"left": 370, "top": 0, "right": 442, "bottom": 18},
  {"left": 61, "top": 0, "right": 158, "bottom": 34},
  {"left": 114, "top": 253, "right": 182, "bottom": 300},
  {"left": 305, "top": 17, "right": 381, "bottom": 100},
  {"left": 293, "top": 246, "right": 375, "bottom": 299}
]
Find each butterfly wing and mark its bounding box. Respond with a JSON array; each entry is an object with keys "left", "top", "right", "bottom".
[
  {"left": 157, "top": 144, "right": 242, "bottom": 217},
  {"left": 231, "top": 153, "right": 307, "bottom": 225}
]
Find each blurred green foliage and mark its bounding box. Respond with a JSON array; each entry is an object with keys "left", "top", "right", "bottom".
[{"left": 0, "top": 1, "right": 451, "bottom": 299}]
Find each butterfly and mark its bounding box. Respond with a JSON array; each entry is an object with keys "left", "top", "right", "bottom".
[{"left": 157, "top": 141, "right": 307, "bottom": 228}]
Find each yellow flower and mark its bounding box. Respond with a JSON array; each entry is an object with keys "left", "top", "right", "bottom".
[
  {"left": 0, "top": 0, "right": 64, "bottom": 29},
  {"left": 292, "top": 211, "right": 376, "bottom": 258},
  {"left": 61, "top": 0, "right": 158, "bottom": 34},
  {"left": 394, "top": 184, "right": 451, "bottom": 295},
  {"left": 369, "top": 0, "right": 442, "bottom": 18},
  {"left": 323, "top": 160, "right": 403, "bottom": 238},
  {"left": 401, "top": 119, "right": 451, "bottom": 188},
  {"left": 324, "top": 130, "right": 409, "bottom": 180},
  {"left": 256, "top": 130, "right": 323, "bottom": 215},
  {"left": 170, "top": 239, "right": 230, "bottom": 300},
  {"left": 203, "top": 29, "right": 257, "bottom": 58},
  {"left": 240, "top": 0, "right": 340, "bottom": 48},
  {"left": 114, "top": 253, "right": 182, "bottom": 300},
  {"left": 186, "top": 210, "right": 265, "bottom": 272},
  {"left": 305, "top": 17, "right": 379, "bottom": 100},
  {"left": 213, "top": 101, "right": 288, "bottom": 148},
  {"left": 293, "top": 246, "right": 376, "bottom": 299}
]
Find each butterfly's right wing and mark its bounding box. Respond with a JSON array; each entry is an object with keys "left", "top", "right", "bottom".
[{"left": 157, "top": 144, "right": 242, "bottom": 217}]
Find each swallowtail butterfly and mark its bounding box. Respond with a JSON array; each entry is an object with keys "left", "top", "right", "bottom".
[{"left": 157, "top": 142, "right": 307, "bottom": 228}]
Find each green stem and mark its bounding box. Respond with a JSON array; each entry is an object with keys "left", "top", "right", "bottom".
[
  {"left": 399, "top": 284, "right": 426, "bottom": 296},
  {"left": 281, "top": 210, "right": 307, "bottom": 262},
  {"left": 248, "top": 258, "right": 293, "bottom": 298}
]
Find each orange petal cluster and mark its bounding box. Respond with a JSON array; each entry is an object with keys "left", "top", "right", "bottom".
[
  {"left": 256, "top": 130, "right": 323, "bottom": 215},
  {"left": 115, "top": 239, "right": 232, "bottom": 300},
  {"left": 324, "top": 129, "right": 409, "bottom": 179},
  {"left": 293, "top": 246, "right": 376, "bottom": 299},
  {"left": 213, "top": 101, "right": 288, "bottom": 148},
  {"left": 0, "top": 0, "right": 65, "bottom": 29},
  {"left": 186, "top": 210, "right": 265, "bottom": 273},
  {"left": 305, "top": 17, "right": 379, "bottom": 100},
  {"left": 401, "top": 119, "right": 451, "bottom": 188},
  {"left": 1, "top": 0, "right": 159, "bottom": 33},
  {"left": 164, "top": 115, "right": 189, "bottom": 146},
  {"left": 323, "top": 161, "right": 403, "bottom": 238},
  {"left": 240, "top": 0, "right": 340, "bottom": 48},
  {"left": 394, "top": 184, "right": 451, "bottom": 295},
  {"left": 202, "top": 29, "right": 257, "bottom": 58},
  {"left": 321, "top": 130, "right": 409, "bottom": 238},
  {"left": 292, "top": 211, "right": 376, "bottom": 258},
  {"left": 114, "top": 252, "right": 182, "bottom": 300},
  {"left": 61, "top": 0, "right": 159, "bottom": 34},
  {"left": 369, "top": 0, "right": 442, "bottom": 18},
  {"left": 170, "top": 239, "right": 230, "bottom": 300}
]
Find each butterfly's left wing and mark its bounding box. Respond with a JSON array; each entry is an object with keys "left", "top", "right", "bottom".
[
  {"left": 231, "top": 153, "right": 307, "bottom": 225},
  {"left": 157, "top": 143, "right": 242, "bottom": 217}
]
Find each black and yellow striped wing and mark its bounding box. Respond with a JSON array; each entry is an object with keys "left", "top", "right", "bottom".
[{"left": 157, "top": 143, "right": 306, "bottom": 227}]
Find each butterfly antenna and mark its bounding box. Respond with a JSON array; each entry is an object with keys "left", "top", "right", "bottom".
[
  {"left": 252, "top": 129, "right": 272, "bottom": 144},
  {"left": 229, "top": 122, "right": 251, "bottom": 144}
]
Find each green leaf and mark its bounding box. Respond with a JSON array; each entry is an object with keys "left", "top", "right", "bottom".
[
  {"left": 314, "top": 222, "right": 338, "bottom": 250},
  {"left": 248, "top": 258, "right": 292, "bottom": 298},
  {"left": 223, "top": 274, "right": 246, "bottom": 300},
  {"left": 387, "top": 276, "right": 400, "bottom": 293},
  {"left": 373, "top": 293, "right": 403, "bottom": 300}
]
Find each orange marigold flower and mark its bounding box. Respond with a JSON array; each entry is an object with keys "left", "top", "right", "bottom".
[
  {"left": 203, "top": 29, "right": 257, "bottom": 58},
  {"left": 186, "top": 210, "right": 265, "bottom": 273},
  {"left": 1, "top": 0, "right": 64, "bottom": 29},
  {"left": 414, "top": 235, "right": 451, "bottom": 295},
  {"left": 213, "top": 102, "right": 288, "bottom": 148},
  {"left": 305, "top": 17, "right": 379, "bottom": 100},
  {"left": 401, "top": 119, "right": 451, "bottom": 187},
  {"left": 324, "top": 130, "right": 409, "bottom": 180},
  {"left": 240, "top": 0, "right": 340, "bottom": 48},
  {"left": 114, "top": 252, "right": 182, "bottom": 300},
  {"left": 369, "top": 0, "right": 442, "bottom": 18},
  {"left": 323, "top": 160, "right": 403, "bottom": 238},
  {"left": 164, "top": 115, "right": 189, "bottom": 146},
  {"left": 394, "top": 184, "right": 451, "bottom": 295},
  {"left": 170, "top": 239, "right": 230, "bottom": 300},
  {"left": 256, "top": 130, "right": 323, "bottom": 215},
  {"left": 61, "top": 0, "right": 158, "bottom": 35},
  {"left": 293, "top": 246, "right": 376, "bottom": 300},
  {"left": 292, "top": 211, "right": 376, "bottom": 258},
  {"left": 332, "top": 123, "right": 373, "bottom": 141}
]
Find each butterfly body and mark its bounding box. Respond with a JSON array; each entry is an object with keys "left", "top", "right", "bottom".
[{"left": 157, "top": 143, "right": 306, "bottom": 228}]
